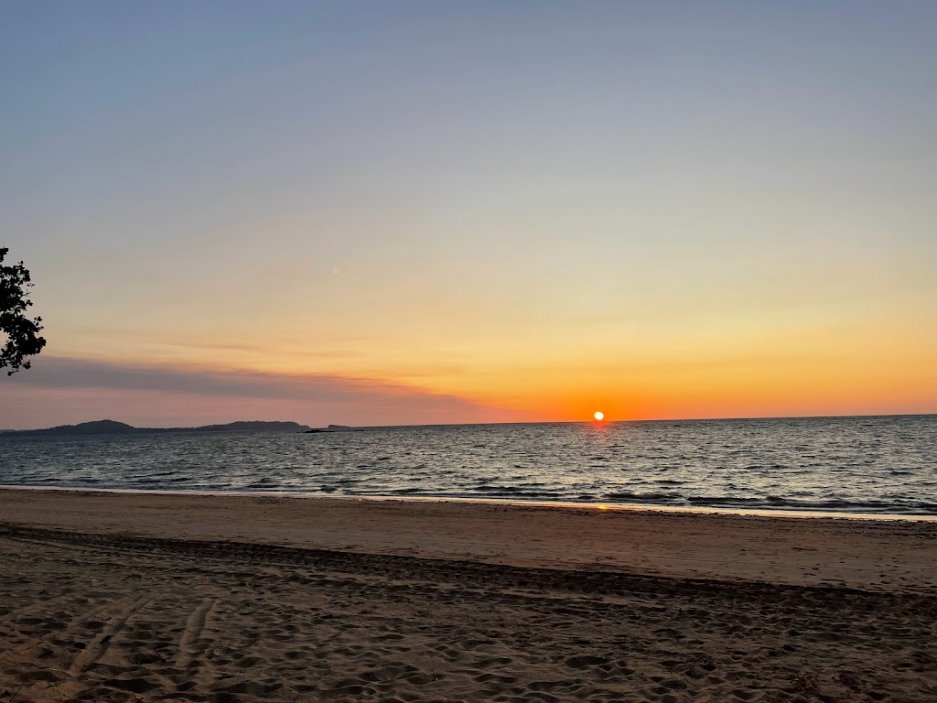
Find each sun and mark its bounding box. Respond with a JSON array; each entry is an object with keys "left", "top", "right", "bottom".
[{"left": 593, "top": 411, "right": 605, "bottom": 421}]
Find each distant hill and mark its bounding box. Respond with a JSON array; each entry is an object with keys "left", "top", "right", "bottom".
[
  {"left": 159, "top": 420, "right": 313, "bottom": 433},
  {"left": 27, "top": 419, "right": 138, "bottom": 435},
  {"left": 4, "top": 419, "right": 312, "bottom": 435}
]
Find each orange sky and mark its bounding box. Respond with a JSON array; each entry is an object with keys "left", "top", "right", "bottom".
[{"left": 3, "top": 3, "right": 936, "bottom": 428}]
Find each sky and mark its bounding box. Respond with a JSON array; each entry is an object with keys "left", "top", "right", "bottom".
[{"left": 2, "top": 1, "right": 936, "bottom": 428}]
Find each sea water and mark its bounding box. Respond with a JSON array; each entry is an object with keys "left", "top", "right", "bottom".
[{"left": 1, "top": 415, "right": 935, "bottom": 515}]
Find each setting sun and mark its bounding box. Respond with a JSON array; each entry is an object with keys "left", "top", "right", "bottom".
[{"left": 593, "top": 411, "right": 605, "bottom": 421}]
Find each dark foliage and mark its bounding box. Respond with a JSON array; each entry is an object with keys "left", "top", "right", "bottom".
[{"left": 1, "top": 247, "right": 46, "bottom": 375}]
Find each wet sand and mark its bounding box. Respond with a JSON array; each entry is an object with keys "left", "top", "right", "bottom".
[{"left": 0, "top": 489, "right": 935, "bottom": 702}]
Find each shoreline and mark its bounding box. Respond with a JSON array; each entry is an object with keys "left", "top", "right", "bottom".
[
  {"left": 1, "top": 484, "right": 935, "bottom": 522},
  {"left": 1, "top": 487, "right": 934, "bottom": 593}
]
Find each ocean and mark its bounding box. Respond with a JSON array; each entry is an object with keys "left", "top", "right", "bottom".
[{"left": 1, "top": 415, "right": 935, "bottom": 515}]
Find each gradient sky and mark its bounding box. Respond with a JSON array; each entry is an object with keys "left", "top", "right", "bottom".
[{"left": 2, "top": 1, "right": 936, "bottom": 428}]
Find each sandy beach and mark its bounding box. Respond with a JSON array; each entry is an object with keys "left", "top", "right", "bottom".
[{"left": 1, "top": 490, "right": 935, "bottom": 702}]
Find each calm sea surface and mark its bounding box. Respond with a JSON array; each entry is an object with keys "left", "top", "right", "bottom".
[{"left": 1, "top": 415, "right": 935, "bottom": 515}]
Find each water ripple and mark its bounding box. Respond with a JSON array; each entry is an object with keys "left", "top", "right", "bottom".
[{"left": 1, "top": 415, "right": 935, "bottom": 515}]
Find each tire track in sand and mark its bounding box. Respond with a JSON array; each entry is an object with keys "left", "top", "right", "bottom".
[
  {"left": 175, "top": 596, "right": 217, "bottom": 669},
  {"left": 68, "top": 594, "right": 151, "bottom": 676},
  {"left": 0, "top": 600, "right": 113, "bottom": 669}
]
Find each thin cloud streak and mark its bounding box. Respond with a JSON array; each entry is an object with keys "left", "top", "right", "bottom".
[{"left": 3, "top": 356, "right": 513, "bottom": 427}]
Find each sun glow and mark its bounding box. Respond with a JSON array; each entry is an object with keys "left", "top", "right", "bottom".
[{"left": 593, "top": 411, "right": 605, "bottom": 421}]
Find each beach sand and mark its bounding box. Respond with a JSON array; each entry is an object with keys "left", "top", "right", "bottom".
[{"left": 0, "top": 490, "right": 934, "bottom": 702}]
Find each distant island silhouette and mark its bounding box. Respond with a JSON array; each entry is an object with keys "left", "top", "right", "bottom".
[{"left": 3, "top": 419, "right": 314, "bottom": 435}]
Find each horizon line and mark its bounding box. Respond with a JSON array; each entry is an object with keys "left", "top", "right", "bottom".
[{"left": 3, "top": 411, "right": 935, "bottom": 434}]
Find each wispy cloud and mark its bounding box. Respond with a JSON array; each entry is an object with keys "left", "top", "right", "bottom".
[{"left": 3, "top": 356, "right": 515, "bottom": 427}]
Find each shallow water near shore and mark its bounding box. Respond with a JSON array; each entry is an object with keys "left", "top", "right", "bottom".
[{"left": 1, "top": 414, "right": 935, "bottom": 515}]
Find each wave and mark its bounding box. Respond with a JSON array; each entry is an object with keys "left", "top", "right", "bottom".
[
  {"left": 3, "top": 416, "right": 936, "bottom": 515},
  {"left": 601, "top": 492, "right": 937, "bottom": 515}
]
